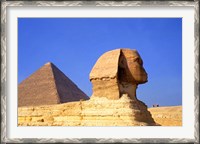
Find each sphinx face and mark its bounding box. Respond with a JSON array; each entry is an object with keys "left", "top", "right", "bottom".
[{"left": 120, "top": 49, "right": 148, "bottom": 84}]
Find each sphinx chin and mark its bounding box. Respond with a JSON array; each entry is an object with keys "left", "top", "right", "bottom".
[{"left": 136, "top": 76, "right": 148, "bottom": 84}]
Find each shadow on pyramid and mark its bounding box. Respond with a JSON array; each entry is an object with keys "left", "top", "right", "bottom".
[{"left": 18, "top": 62, "right": 89, "bottom": 107}]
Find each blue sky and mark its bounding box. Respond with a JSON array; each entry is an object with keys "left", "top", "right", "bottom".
[{"left": 18, "top": 18, "right": 182, "bottom": 107}]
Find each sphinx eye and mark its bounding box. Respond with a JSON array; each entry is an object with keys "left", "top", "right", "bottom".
[
  {"left": 134, "top": 58, "right": 140, "bottom": 63},
  {"left": 134, "top": 58, "right": 143, "bottom": 65}
]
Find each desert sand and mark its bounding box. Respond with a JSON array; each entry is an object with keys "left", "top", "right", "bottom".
[{"left": 148, "top": 106, "right": 182, "bottom": 126}]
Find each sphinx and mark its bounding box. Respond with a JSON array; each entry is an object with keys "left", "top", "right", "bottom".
[{"left": 90, "top": 48, "right": 147, "bottom": 100}]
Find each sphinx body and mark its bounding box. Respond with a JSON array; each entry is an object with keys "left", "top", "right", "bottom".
[{"left": 88, "top": 48, "right": 157, "bottom": 126}]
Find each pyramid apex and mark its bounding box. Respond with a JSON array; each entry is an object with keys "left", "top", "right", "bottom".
[{"left": 45, "top": 62, "right": 53, "bottom": 65}]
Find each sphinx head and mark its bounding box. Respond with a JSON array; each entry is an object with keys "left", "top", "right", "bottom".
[
  {"left": 90, "top": 48, "right": 148, "bottom": 100},
  {"left": 119, "top": 49, "right": 148, "bottom": 84}
]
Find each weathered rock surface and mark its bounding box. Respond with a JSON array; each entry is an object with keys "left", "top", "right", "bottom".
[
  {"left": 18, "top": 95, "right": 157, "bottom": 126},
  {"left": 18, "top": 62, "right": 89, "bottom": 107},
  {"left": 148, "top": 106, "right": 182, "bottom": 126}
]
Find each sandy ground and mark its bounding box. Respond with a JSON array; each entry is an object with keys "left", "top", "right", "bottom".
[{"left": 148, "top": 106, "right": 182, "bottom": 126}]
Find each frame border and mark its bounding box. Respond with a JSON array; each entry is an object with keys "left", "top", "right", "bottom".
[{"left": 1, "top": 1, "right": 199, "bottom": 143}]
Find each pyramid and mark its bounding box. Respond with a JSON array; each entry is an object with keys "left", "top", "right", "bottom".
[{"left": 18, "top": 62, "right": 89, "bottom": 107}]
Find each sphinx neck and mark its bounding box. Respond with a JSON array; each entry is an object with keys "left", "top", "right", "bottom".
[{"left": 119, "top": 82, "right": 138, "bottom": 100}]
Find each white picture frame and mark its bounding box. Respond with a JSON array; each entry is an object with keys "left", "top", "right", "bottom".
[{"left": 1, "top": 1, "right": 199, "bottom": 143}]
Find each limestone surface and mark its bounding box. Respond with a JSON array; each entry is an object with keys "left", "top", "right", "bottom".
[{"left": 18, "top": 95, "right": 157, "bottom": 126}]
